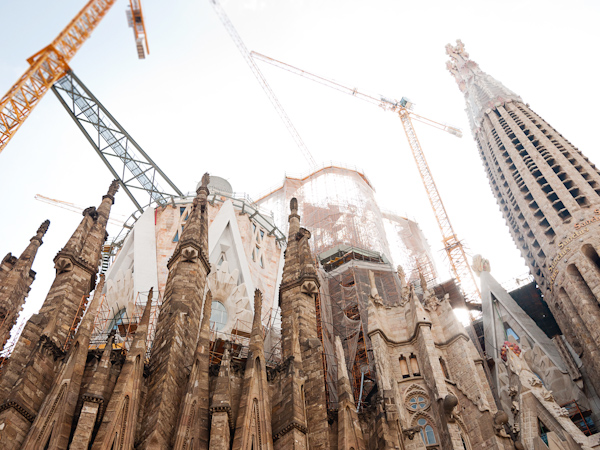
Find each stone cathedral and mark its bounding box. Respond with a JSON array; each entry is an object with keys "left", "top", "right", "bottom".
[{"left": 0, "top": 43, "right": 599, "bottom": 450}]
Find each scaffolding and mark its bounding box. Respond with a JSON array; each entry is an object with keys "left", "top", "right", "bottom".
[
  {"left": 561, "top": 401, "right": 599, "bottom": 436},
  {"left": 89, "top": 289, "right": 162, "bottom": 363}
]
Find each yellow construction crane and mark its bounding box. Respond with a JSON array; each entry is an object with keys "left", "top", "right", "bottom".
[
  {"left": 252, "top": 51, "right": 481, "bottom": 304},
  {"left": 0, "top": 0, "right": 149, "bottom": 154},
  {"left": 126, "top": 0, "right": 149, "bottom": 59}
]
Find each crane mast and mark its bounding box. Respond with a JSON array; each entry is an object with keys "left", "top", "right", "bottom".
[
  {"left": 126, "top": 0, "right": 150, "bottom": 59},
  {"left": 0, "top": 0, "right": 118, "bottom": 153},
  {"left": 209, "top": 0, "right": 317, "bottom": 170},
  {"left": 252, "top": 52, "right": 481, "bottom": 304}
]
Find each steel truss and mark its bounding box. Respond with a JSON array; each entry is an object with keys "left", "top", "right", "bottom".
[{"left": 52, "top": 71, "right": 183, "bottom": 214}]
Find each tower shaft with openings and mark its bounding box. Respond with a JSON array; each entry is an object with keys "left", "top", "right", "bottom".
[{"left": 447, "top": 40, "right": 600, "bottom": 392}]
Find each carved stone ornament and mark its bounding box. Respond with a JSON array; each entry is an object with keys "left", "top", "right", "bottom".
[
  {"left": 55, "top": 257, "right": 74, "bottom": 274},
  {"left": 181, "top": 247, "right": 198, "bottom": 263},
  {"left": 443, "top": 394, "right": 459, "bottom": 423},
  {"left": 301, "top": 280, "right": 319, "bottom": 296},
  {"left": 83, "top": 206, "right": 99, "bottom": 221},
  {"left": 540, "top": 387, "right": 555, "bottom": 402},
  {"left": 508, "top": 386, "right": 518, "bottom": 397},
  {"left": 493, "top": 410, "right": 511, "bottom": 438},
  {"left": 472, "top": 254, "right": 491, "bottom": 276},
  {"left": 402, "top": 425, "right": 421, "bottom": 440},
  {"left": 528, "top": 376, "right": 543, "bottom": 387},
  {"left": 511, "top": 401, "right": 519, "bottom": 415}
]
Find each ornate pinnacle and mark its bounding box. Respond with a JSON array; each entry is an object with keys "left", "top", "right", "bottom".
[
  {"left": 37, "top": 220, "right": 50, "bottom": 236},
  {"left": 196, "top": 172, "right": 210, "bottom": 205},
  {"left": 290, "top": 198, "right": 298, "bottom": 215},
  {"left": 107, "top": 179, "right": 120, "bottom": 197},
  {"left": 253, "top": 289, "right": 262, "bottom": 318},
  {"left": 201, "top": 173, "right": 210, "bottom": 188}
]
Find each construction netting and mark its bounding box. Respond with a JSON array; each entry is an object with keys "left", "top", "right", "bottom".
[
  {"left": 257, "top": 165, "right": 437, "bottom": 409},
  {"left": 318, "top": 261, "right": 404, "bottom": 409},
  {"left": 257, "top": 165, "right": 437, "bottom": 283}
]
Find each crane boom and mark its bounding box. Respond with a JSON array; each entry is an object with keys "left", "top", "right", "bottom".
[
  {"left": 209, "top": 0, "right": 317, "bottom": 169},
  {"left": 0, "top": 0, "right": 117, "bottom": 153},
  {"left": 252, "top": 52, "right": 480, "bottom": 303}
]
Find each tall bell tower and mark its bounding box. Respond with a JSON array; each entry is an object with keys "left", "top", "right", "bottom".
[{"left": 446, "top": 40, "right": 600, "bottom": 392}]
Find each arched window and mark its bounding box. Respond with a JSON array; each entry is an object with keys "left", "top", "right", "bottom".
[
  {"left": 439, "top": 357, "right": 450, "bottom": 380},
  {"left": 399, "top": 356, "right": 410, "bottom": 378},
  {"left": 210, "top": 301, "right": 228, "bottom": 331},
  {"left": 461, "top": 434, "right": 470, "bottom": 450},
  {"left": 417, "top": 418, "right": 436, "bottom": 445},
  {"left": 410, "top": 354, "right": 420, "bottom": 376}
]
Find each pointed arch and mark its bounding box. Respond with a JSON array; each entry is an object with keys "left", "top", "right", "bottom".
[
  {"left": 34, "top": 383, "right": 67, "bottom": 447},
  {"left": 208, "top": 200, "right": 256, "bottom": 301}
]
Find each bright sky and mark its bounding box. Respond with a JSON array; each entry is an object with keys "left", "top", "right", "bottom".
[{"left": 0, "top": 0, "right": 598, "bottom": 326}]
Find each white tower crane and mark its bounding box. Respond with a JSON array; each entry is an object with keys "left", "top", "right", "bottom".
[
  {"left": 251, "top": 51, "right": 481, "bottom": 305},
  {"left": 209, "top": 0, "right": 317, "bottom": 170}
]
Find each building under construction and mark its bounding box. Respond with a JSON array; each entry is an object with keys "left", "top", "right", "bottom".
[{"left": 0, "top": 0, "right": 600, "bottom": 447}]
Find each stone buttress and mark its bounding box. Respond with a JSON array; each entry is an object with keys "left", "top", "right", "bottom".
[
  {"left": 91, "top": 286, "right": 154, "bottom": 450},
  {"left": 139, "top": 173, "right": 211, "bottom": 449},
  {"left": 19, "top": 275, "right": 106, "bottom": 450},
  {"left": 0, "top": 180, "right": 119, "bottom": 450},
  {"left": 278, "top": 198, "right": 330, "bottom": 450},
  {"left": 209, "top": 340, "right": 233, "bottom": 450},
  {"left": 172, "top": 290, "right": 213, "bottom": 450},
  {"left": 0, "top": 220, "right": 49, "bottom": 352},
  {"left": 231, "top": 289, "right": 273, "bottom": 450},
  {"left": 335, "top": 335, "right": 365, "bottom": 450},
  {"left": 69, "top": 332, "right": 115, "bottom": 450},
  {"left": 272, "top": 306, "right": 309, "bottom": 449}
]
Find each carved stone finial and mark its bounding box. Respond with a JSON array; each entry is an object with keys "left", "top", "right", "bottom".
[
  {"left": 37, "top": 220, "right": 50, "bottom": 236},
  {"left": 253, "top": 288, "right": 262, "bottom": 314},
  {"left": 83, "top": 206, "right": 99, "bottom": 221},
  {"left": 107, "top": 179, "right": 120, "bottom": 197},
  {"left": 472, "top": 255, "right": 491, "bottom": 276},
  {"left": 397, "top": 265, "right": 406, "bottom": 288},
  {"left": 368, "top": 270, "right": 384, "bottom": 306},
  {"left": 290, "top": 197, "right": 298, "bottom": 214},
  {"left": 419, "top": 271, "right": 428, "bottom": 293},
  {"left": 201, "top": 173, "right": 210, "bottom": 188}
]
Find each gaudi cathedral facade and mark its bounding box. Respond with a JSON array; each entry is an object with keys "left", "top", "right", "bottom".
[{"left": 0, "top": 43, "right": 599, "bottom": 450}]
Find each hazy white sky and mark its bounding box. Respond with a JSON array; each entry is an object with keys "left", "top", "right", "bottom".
[{"left": 0, "top": 0, "right": 598, "bottom": 323}]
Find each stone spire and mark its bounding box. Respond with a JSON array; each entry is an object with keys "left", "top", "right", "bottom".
[
  {"left": 20, "top": 275, "right": 106, "bottom": 450},
  {"left": 209, "top": 341, "right": 233, "bottom": 450},
  {"left": 231, "top": 289, "right": 274, "bottom": 450},
  {"left": 335, "top": 336, "right": 365, "bottom": 450},
  {"left": 139, "top": 173, "right": 211, "bottom": 449},
  {"left": 172, "top": 290, "right": 213, "bottom": 450},
  {"left": 447, "top": 40, "right": 600, "bottom": 394},
  {"left": 70, "top": 332, "right": 115, "bottom": 450},
  {"left": 446, "top": 39, "right": 522, "bottom": 133},
  {"left": 0, "top": 181, "right": 119, "bottom": 450},
  {"left": 91, "top": 287, "right": 154, "bottom": 450},
  {"left": 279, "top": 197, "right": 329, "bottom": 450},
  {"left": 0, "top": 219, "right": 49, "bottom": 352}
]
